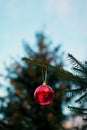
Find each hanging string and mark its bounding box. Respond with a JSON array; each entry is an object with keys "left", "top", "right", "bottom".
[
  {"left": 42, "top": 66, "right": 44, "bottom": 83},
  {"left": 44, "top": 69, "right": 47, "bottom": 83},
  {"left": 42, "top": 66, "right": 47, "bottom": 85}
]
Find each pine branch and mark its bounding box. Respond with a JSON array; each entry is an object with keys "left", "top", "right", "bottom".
[
  {"left": 68, "top": 106, "right": 87, "bottom": 115},
  {"left": 83, "top": 117, "right": 87, "bottom": 121},
  {"left": 72, "top": 67, "right": 86, "bottom": 76},
  {"left": 22, "top": 57, "right": 84, "bottom": 85},
  {"left": 68, "top": 54, "right": 87, "bottom": 75},
  {"left": 68, "top": 54, "right": 84, "bottom": 69},
  {"left": 75, "top": 93, "right": 87, "bottom": 103},
  {"left": 22, "top": 57, "right": 48, "bottom": 68},
  {"left": 66, "top": 88, "right": 86, "bottom": 96}
]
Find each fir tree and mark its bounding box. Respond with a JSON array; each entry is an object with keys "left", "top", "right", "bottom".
[{"left": 0, "top": 32, "right": 69, "bottom": 130}]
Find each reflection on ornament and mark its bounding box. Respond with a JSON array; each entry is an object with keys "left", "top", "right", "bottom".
[{"left": 34, "top": 83, "right": 55, "bottom": 105}]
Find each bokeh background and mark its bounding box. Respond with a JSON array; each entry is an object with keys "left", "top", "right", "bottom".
[{"left": 0, "top": 0, "right": 87, "bottom": 130}]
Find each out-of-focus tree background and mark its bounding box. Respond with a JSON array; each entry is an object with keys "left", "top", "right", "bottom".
[
  {"left": 0, "top": 32, "right": 87, "bottom": 130},
  {"left": 0, "top": 0, "right": 87, "bottom": 130},
  {"left": 0, "top": 32, "right": 70, "bottom": 130}
]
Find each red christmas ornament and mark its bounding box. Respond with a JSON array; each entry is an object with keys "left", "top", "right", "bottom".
[{"left": 34, "top": 83, "right": 55, "bottom": 105}]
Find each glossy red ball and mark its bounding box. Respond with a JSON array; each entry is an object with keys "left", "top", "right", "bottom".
[{"left": 34, "top": 84, "right": 55, "bottom": 105}]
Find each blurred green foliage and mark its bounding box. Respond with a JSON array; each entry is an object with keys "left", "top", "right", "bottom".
[{"left": 0, "top": 32, "right": 71, "bottom": 130}]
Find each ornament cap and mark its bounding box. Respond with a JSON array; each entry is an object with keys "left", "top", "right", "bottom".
[{"left": 42, "top": 81, "right": 46, "bottom": 85}]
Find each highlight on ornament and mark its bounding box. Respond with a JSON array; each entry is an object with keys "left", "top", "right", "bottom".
[{"left": 34, "top": 82, "right": 55, "bottom": 105}]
